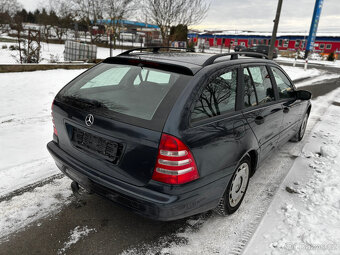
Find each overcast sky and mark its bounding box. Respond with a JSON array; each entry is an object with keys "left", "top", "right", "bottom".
[{"left": 18, "top": 0, "right": 339, "bottom": 32}]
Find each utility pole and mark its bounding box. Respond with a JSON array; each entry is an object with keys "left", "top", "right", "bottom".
[{"left": 268, "top": 0, "right": 283, "bottom": 60}]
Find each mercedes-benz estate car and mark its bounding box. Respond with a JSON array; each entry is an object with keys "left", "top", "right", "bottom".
[{"left": 47, "top": 47, "right": 311, "bottom": 221}]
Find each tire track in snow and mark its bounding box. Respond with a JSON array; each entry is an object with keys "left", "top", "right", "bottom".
[{"left": 0, "top": 173, "right": 64, "bottom": 202}]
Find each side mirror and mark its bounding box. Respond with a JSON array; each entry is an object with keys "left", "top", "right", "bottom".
[{"left": 296, "top": 90, "right": 312, "bottom": 100}]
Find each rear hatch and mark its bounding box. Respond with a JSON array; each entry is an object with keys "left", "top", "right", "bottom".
[{"left": 53, "top": 62, "right": 192, "bottom": 186}]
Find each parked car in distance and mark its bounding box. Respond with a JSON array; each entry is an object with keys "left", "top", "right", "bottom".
[
  {"left": 47, "top": 48, "right": 311, "bottom": 221},
  {"left": 234, "top": 45, "right": 247, "bottom": 52},
  {"left": 246, "top": 45, "right": 279, "bottom": 58}
]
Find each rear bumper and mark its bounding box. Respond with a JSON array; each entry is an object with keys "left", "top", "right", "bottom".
[{"left": 47, "top": 141, "right": 229, "bottom": 221}]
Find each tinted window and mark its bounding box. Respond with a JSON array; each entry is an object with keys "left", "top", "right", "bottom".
[
  {"left": 59, "top": 63, "right": 181, "bottom": 120},
  {"left": 248, "top": 66, "right": 275, "bottom": 104},
  {"left": 82, "top": 67, "right": 130, "bottom": 88},
  {"left": 243, "top": 68, "right": 257, "bottom": 107},
  {"left": 134, "top": 69, "right": 171, "bottom": 85},
  {"left": 191, "top": 69, "right": 237, "bottom": 121},
  {"left": 258, "top": 46, "right": 268, "bottom": 50}
]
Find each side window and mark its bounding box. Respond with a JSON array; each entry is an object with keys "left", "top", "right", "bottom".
[
  {"left": 243, "top": 68, "right": 257, "bottom": 107},
  {"left": 271, "top": 67, "right": 294, "bottom": 99},
  {"left": 191, "top": 69, "right": 237, "bottom": 122},
  {"left": 248, "top": 66, "right": 275, "bottom": 105}
]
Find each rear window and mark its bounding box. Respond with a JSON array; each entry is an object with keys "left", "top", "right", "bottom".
[{"left": 58, "top": 63, "right": 183, "bottom": 121}]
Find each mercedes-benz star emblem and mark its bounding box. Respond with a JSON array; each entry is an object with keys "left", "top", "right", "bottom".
[{"left": 85, "top": 114, "right": 94, "bottom": 126}]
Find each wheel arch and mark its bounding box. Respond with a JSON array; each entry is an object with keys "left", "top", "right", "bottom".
[
  {"left": 247, "top": 149, "right": 259, "bottom": 176},
  {"left": 235, "top": 149, "right": 259, "bottom": 177}
]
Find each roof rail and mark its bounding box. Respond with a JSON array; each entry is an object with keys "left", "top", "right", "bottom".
[
  {"left": 202, "top": 52, "right": 269, "bottom": 66},
  {"left": 118, "top": 47, "right": 189, "bottom": 56}
]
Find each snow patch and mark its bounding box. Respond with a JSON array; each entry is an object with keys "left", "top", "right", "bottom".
[
  {"left": 281, "top": 66, "right": 323, "bottom": 81},
  {"left": 295, "top": 73, "right": 340, "bottom": 88},
  {"left": 320, "top": 145, "right": 337, "bottom": 158},
  {"left": 58, "top": 226, "right": 96, "bottom": 255},
  {"left": 0, "top": 177, "right": 72, "bottom": 241}
]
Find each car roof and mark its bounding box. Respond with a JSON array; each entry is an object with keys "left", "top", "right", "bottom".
[{"left": 103, "top": 49, "right": 276, "bottom": 75}]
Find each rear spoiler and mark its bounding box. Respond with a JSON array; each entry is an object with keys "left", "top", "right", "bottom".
[{"left": 103, "top": 57, "right": 195, "bottom": 76}]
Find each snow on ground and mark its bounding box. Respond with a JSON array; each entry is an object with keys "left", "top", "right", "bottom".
[
  {"left": 0, "top": 41, "right": 122, "bottom": 64},
  {"left": 278, "top": 56, "right": 340, "bottom": 68},
  {"left": 244, "top": 102, "right": 340, "bottom": 255},
  {"left": 0, "top": 69, "right": 85, "bottom": 196},
  {"left": 0, "top": 177, "right": 72, "bottom": 241},
  {"left": 281, "top": 66, "right": 324, "bottom": 82},
  {"left": 58, "top": 226, "right": 96, "bottom": 255},
  {"left": 295, "top": 73, "right": 340, "bottom": 88}
]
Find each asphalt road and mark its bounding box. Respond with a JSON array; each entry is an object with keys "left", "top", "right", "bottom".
[{"left": 1, "top": 68, "right": 339, "bottom": 255}]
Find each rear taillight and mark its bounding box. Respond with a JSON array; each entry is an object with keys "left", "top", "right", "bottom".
[
  {"left": 152, "top": 134, "right": 199, "bottom": 185},
  {"left": 51, "top": 101, "right": 58, "bottom": 136}
]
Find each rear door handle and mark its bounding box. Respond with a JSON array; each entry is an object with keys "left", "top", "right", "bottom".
[
  {"left": 283, "top": 107, "right": 290, "bottom": 113},
  {"left": 255, "top": 116, "right": 265, "bottom": 125}
]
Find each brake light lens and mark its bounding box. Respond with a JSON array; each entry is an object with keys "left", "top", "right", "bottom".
[
  {"left": 51, "top": 101, "right": 58, "bottom": 136},
  {"left": 152, "top": 134, "right": 199, "bottom": 185}
]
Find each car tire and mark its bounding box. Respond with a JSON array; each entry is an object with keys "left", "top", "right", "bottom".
[
  {"left": 291, "top": 112, "right": 309, "bottom": 142},
  {"left": 214, "top": 156, "right": 251, "bottom": 216}
]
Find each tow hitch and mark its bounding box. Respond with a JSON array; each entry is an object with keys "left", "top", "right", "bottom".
[
  {"left": 71, "top": 181, "right": 86, "bottom": 207},
  {"left": 71, "top": 181, "right": 81, "bottom": 198}
]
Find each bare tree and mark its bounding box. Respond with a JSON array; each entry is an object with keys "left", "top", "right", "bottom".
[
  {"left": 143, "top": 0, "right": 210, "bottom": 45},
  {"left": 0, "top": 0, "right": 21, "bottom": 16},
  {"left": 70, "top": 0, "right": 104, "bottom": 42},
  {"left": 104, "top": 0, "right": 134, "bottom": 48},
  {"left": 37, "top": 8, "right": 53, "bottom": 43},
  {"left": 0, "top": 0, "right": 22, "bottom": 33},
  {"left": 49, "top": 0, "right": 74, "bottom": 42}
]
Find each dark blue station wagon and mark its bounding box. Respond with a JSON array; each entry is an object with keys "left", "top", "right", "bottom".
[{"left": 47, "top": 48, "right": 311, "bottom": 221}]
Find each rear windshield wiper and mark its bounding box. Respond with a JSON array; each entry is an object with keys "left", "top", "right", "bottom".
[{"left": 61, "top": 95, "right": 108, "bottom": 109}]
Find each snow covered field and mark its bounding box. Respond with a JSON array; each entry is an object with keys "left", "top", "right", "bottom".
[
  {"left": 0, "top": 64, "right": 339, "bottom": 251},
  {"left": 0, "top": 41, "right": 123, "bottom": 64},
  {"left": 0, "top": 69, "right": 85, "bottom": 196}
]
